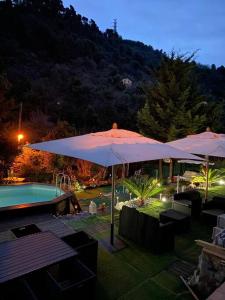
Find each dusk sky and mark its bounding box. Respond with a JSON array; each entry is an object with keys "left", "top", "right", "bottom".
[{"left": 64, "top": 0, "right": 225, "bottom": 67}]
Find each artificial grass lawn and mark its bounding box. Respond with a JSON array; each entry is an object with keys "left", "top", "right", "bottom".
[
  {"left": 96, "top": 242, "right": 191, "bottom": 300},
  {"left": 138, "top": 199, "right": 171, "bottom": 218},
  {"left": 76, "top": 186, "right": 111, "bottom": 200},
  {"left": 204, "top": 185, "right": 225, "bottom": 199},
  {"left": 66, "top": 199, "right": 211, "bottom": 300}
]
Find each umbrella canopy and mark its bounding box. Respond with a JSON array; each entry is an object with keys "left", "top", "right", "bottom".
[
  {"left": 167, "top": 129, "right": 225, "bottom": 201},
  {"left": 168, "top": 130, "right": 225, "bottom": 158},
  {"left": 28, "top": 125, "right": 202, "bottom": 246},
  {"left": 29, "top": 128, "right": 202, "bottom": 167}
]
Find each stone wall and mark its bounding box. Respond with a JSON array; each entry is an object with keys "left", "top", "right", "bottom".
[{"left": 189, "top": 241, "right": 225, "bottom": 298}]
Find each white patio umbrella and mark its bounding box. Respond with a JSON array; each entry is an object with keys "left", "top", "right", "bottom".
[
  {"left": 168, "top": 128, "right": 225, "bottom": 201},
  {"left": 28, "top": 124, "right": 202, "bottom": 245}
]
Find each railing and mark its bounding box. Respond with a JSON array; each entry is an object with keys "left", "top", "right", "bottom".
[{"left": 55, "top": 173, "right": 72, "bottom": 196}]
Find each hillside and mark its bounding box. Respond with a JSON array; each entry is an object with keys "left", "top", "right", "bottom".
[
  {"left": 0, "top": 0, "right": 225, "bottom": 160},
  {"left": 0, "top": 0, "right": 164, "bottom": 132}
]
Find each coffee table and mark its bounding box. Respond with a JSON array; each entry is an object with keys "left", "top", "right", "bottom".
[{"left": 160, "top": 209, "right": 191, "bottom": 234}]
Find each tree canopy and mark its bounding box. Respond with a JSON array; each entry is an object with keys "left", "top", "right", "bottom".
[
  {"left": 138, "top": 53, "right": 223, "bottom": 141},
  {"left": 0, "top": 0, "right": 225, "bottom": 163}
]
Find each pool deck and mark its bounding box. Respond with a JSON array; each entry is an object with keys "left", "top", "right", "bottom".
[
  {"left": 0, "top": 213, "right": 75, "bottom": 243},
  {"left": 0, "top": 210, "right": 126, "bottom": 253}
]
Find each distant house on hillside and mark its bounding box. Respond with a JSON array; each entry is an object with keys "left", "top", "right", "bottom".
[{"left": 121, "top": 78, "right": 132, "bottom": 88}]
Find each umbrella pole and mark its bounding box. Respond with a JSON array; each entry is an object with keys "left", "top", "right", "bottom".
[
  {"left": 159, "top": 160, "right": 163, "bottom": 180},
  {"left": 204, "top": 156, "right": 209, "bottom": 203},
  {"left": 110, "top": 165, "right": 116, "bottom": 245}
]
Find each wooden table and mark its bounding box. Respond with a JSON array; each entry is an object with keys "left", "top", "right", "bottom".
[{"left": 0, "top": 231, "right": 78, "bottom": 284}]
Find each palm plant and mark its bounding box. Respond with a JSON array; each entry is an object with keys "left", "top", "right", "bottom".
[
  {"left": 192, "top": 167, "right": 225, "bottom": 187},
  {"left": 122, "top": 176, "right": 164, "bottom": 205}
]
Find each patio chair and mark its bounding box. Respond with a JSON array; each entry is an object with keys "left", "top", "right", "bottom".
[
  {"left": 45, "top": 259, "right": 96, "bottom": 299},
  {"left": 1, "top": 278, "right": 39, "bottom": 300},
  {"left": 62, "top": 231, "right": 98, "bottom": 273}
]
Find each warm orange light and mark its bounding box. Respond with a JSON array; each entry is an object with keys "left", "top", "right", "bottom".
[{"left": 17, "top": 133, "right": 24, "bottom": 143}]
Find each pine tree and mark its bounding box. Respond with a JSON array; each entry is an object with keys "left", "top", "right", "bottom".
[{"left": 137, "top": 53, "right": 210, "bottom": 141}]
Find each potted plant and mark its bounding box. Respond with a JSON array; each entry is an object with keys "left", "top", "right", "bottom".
[{"left": 122, "top": 176, "right": 164, "bottom": 206}]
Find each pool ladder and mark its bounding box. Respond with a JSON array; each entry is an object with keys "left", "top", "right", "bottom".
[{"left": 55, "top": 173, "right": 72, "bottom": 196}]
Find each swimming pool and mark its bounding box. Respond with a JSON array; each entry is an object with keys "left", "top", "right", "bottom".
[
  {"left": 0, "top": 184, "right": 71, "bottom": 216},
  {"left": 0, "top": 184, "right": 64, "bottom": 208}
]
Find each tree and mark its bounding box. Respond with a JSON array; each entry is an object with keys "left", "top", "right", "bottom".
[
  {"left": 192, "top": 167, "right": 225, "bottom": 188},
  {"left": 13, "top": 146, "right": 54, "bottom": 181},
  {"left": 0, "top": 71, "right": 18, "bottom": 161},
  {"left": 137, "top": 53, "right": 213, "bottom": 141}
]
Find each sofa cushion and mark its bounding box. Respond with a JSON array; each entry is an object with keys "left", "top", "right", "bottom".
[
  {"left": 174, "top": 190, "right": 201, "bottom": 201},
  {"left": 174, "top": 190, "right": 202, "bottom": 218}
]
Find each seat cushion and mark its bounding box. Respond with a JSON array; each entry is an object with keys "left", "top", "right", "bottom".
[{"left": 160, "top": 209, "right": 189, "bottom": 221}]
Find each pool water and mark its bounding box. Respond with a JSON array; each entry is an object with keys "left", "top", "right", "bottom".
[{"left": 0, "top": 184, "right": 64, "bottom": 208}]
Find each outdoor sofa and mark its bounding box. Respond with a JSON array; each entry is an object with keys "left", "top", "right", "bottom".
[
  {"left": 202, "top": 196, "right": 225, "bottom": 225},
  {"left": 173, "top": 190, "right": 202, "bottom": 218},
  {"left": 118, "top": 206, "right": 174, "bottom": 254}
]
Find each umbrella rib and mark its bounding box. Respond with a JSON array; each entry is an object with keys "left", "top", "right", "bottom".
[{"left": 110, "top": 145, "right": 128, "bottom": 165}]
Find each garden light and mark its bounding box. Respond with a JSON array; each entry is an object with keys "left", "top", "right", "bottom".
[
  {"left": 219, "top": 179, "right": 225, "bottom": 185},
  {"left": 162, "top": 196, "right": 167, "bottom": 202}
]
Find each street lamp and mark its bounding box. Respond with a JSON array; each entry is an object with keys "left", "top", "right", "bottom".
[
  {"left": 17, "top": 102, "right": 24, "bottom": 148},
  {"left": 17, "top": 133, "right": 24, "bottom": 143}
]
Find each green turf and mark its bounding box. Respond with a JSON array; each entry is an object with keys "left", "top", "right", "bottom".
[
  {"left": 137, "top": 200, "right": 172, "bottom": 218},
  {"left": 66, "top": 198, "right": 212, "bottom": 300},
  {"left": 151, "top": 270, "right": 185, "bottom": 294},
  {"left": 119, "top": 279, "right": 176, "bottom": 300},
  {"left": 198, "top": 185, "right": 225, "bottom": 200},
  {"left": 175, "top": 220, "right": 212, "bottom": 263},
  {"left": 76, "top": 184, "right": 131, "bottom": 209}
]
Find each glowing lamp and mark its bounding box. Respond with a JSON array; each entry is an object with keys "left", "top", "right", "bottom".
[
  {"left": 219, "top": 179, "right": 225, "bottom": 185},
  {"left": 17, "top": 133, "right": 24, "bottom": 143},
  {"left": 162, "top": 196, "right": 167, "bottom": 202}
]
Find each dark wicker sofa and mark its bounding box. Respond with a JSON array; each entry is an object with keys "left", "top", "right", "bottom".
[
  {"left": 173, "top": 190, "right": 202, "bottom": 218},
  {"left": 202, "top": 196, "right": 225, "bottom": 225},
  {"left": 118, "top": 206, "right": 174, "bottom": 254}
]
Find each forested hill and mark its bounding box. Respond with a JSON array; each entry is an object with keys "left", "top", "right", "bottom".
[
  {"left": 0, "top": 0, "right": 164, "bottom": 133},
  {"left": 0, "top": 0, "right": 225, "bottom": 154}
]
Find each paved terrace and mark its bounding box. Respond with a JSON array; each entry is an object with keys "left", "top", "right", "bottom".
[{"left": 0, "top": 206, "right": 212, "bottom": 300}]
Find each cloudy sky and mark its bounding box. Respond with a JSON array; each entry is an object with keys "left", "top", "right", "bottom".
[{"left": 64, "top": 0, "right": 225, "bottom": 66}]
